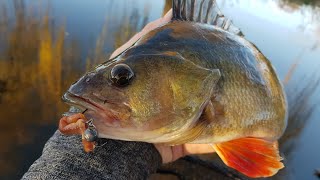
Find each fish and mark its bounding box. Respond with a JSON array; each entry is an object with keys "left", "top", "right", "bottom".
[{"left": 59, "top": 0, "right": 287, "bottom": 178}]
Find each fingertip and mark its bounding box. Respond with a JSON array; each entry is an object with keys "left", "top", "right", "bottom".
[
  {"left": 109, "top": 8, "right": 173, "bottom": 60},
  {"left": 109, "top": 32, "right": 142, "bottom": 59},
  {"left": 163, "top": 9, "right": 173, "bottom": 22},
  {"left": 184, "top": 144, "right": 216, "bottom": 155}
]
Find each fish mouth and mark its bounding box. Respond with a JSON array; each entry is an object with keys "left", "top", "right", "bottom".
[
  {"left": 62, "top": 91, "right": 119, "bottom": 124},
  {"left": 62, "top": 91, "right": 101, "bottom": 113}
]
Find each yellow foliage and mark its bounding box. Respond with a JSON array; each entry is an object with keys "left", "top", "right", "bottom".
[{"left": 0, "top": 0, "right": 151, "bottom": 177}]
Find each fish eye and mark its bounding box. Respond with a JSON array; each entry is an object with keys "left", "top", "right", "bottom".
[{"left": 110, "top": 63, "right": 134, "bottom": 87}]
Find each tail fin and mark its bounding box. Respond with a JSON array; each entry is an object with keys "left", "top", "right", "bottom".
[{"left": 211, "top": 138, "right": 284, "bottom": 178}]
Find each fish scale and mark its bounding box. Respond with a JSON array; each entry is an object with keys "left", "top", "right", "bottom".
[{"left": 60, "top": 0, "right": 287, "bottom": 178}]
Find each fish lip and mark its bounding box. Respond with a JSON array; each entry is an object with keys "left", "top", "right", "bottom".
[
  {"left": 62, "top": 91, "right": 121, "bottom": 125},
  {"left": 62, "top": 91, "right": 104, "bottom": 112}
]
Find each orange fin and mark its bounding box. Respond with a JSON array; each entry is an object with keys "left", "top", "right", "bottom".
[{"left": 212, "top": 137, "right": 284, "bottom": 178}]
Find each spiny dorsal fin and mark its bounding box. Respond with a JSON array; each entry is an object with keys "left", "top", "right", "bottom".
[{"left": 172, "top": 0, "right": 243, "bottom": 36}]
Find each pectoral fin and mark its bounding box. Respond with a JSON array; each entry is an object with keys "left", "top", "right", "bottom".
[
  {"left": 165, "top": 118, "right": 209, "bottom": 145},
  {"left": 212, "top": 137, "right": 284, "bottom": 178}
]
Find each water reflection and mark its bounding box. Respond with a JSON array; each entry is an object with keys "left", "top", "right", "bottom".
[
  {"left": 0, "top": 0, "right": 319, "bottom": 179},
  {"left": 284, "top": 0, "right": 320, "bottom": 6},
  {"left": 0, "top": 1, "right": 78, "bottom": 177},
  {"left": 0, "top": 0, "right": 152, "bottom": 179},
  {"left": 219, "top": 0, "right": 320, "bottom": 36}
]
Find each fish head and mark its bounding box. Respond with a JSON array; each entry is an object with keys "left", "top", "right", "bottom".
[{"left": 63, "top": 52, "right": 221, "bottom": 143}]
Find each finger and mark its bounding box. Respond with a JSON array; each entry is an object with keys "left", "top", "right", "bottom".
[
  {"left": 109, "top": 9, "right": 173, "bottom": 59},
  {"left": 183, "top": 144, "right": 216, "bottom": 155},
  {"left": 162, "top": 9, "right": 173, "bottom": 23},
  {"left": 154, "top": 144, "right": 177, "bottom": 163},
  {"left": 109, "top": 31, "right": 143, "bottom": 59},
  {"left": 141, "top": 9, "right": 172, "bottom": 32}
]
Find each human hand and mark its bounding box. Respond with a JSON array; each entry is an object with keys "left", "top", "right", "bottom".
[
  {"left": 109, "top": 9, "right": 172, "bottom": 59},
  {"left": 154, "top": 143, "right": 215, "bottom": 163},
  {"left": 109, "top": 9, "right": 216, "bottom": 163}
]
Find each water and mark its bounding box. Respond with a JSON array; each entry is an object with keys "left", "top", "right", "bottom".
[{"left": 0, "top": 0, "right": 319, "bottom": 179}]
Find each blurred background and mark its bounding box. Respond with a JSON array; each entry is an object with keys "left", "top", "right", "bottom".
[{"left": 0, "top": 0, "right": 319, "bottom": 179}]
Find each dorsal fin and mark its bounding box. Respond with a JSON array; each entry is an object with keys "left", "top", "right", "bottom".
[{"left": 172, "top": 0, "right": 243, "bottom": 36}]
